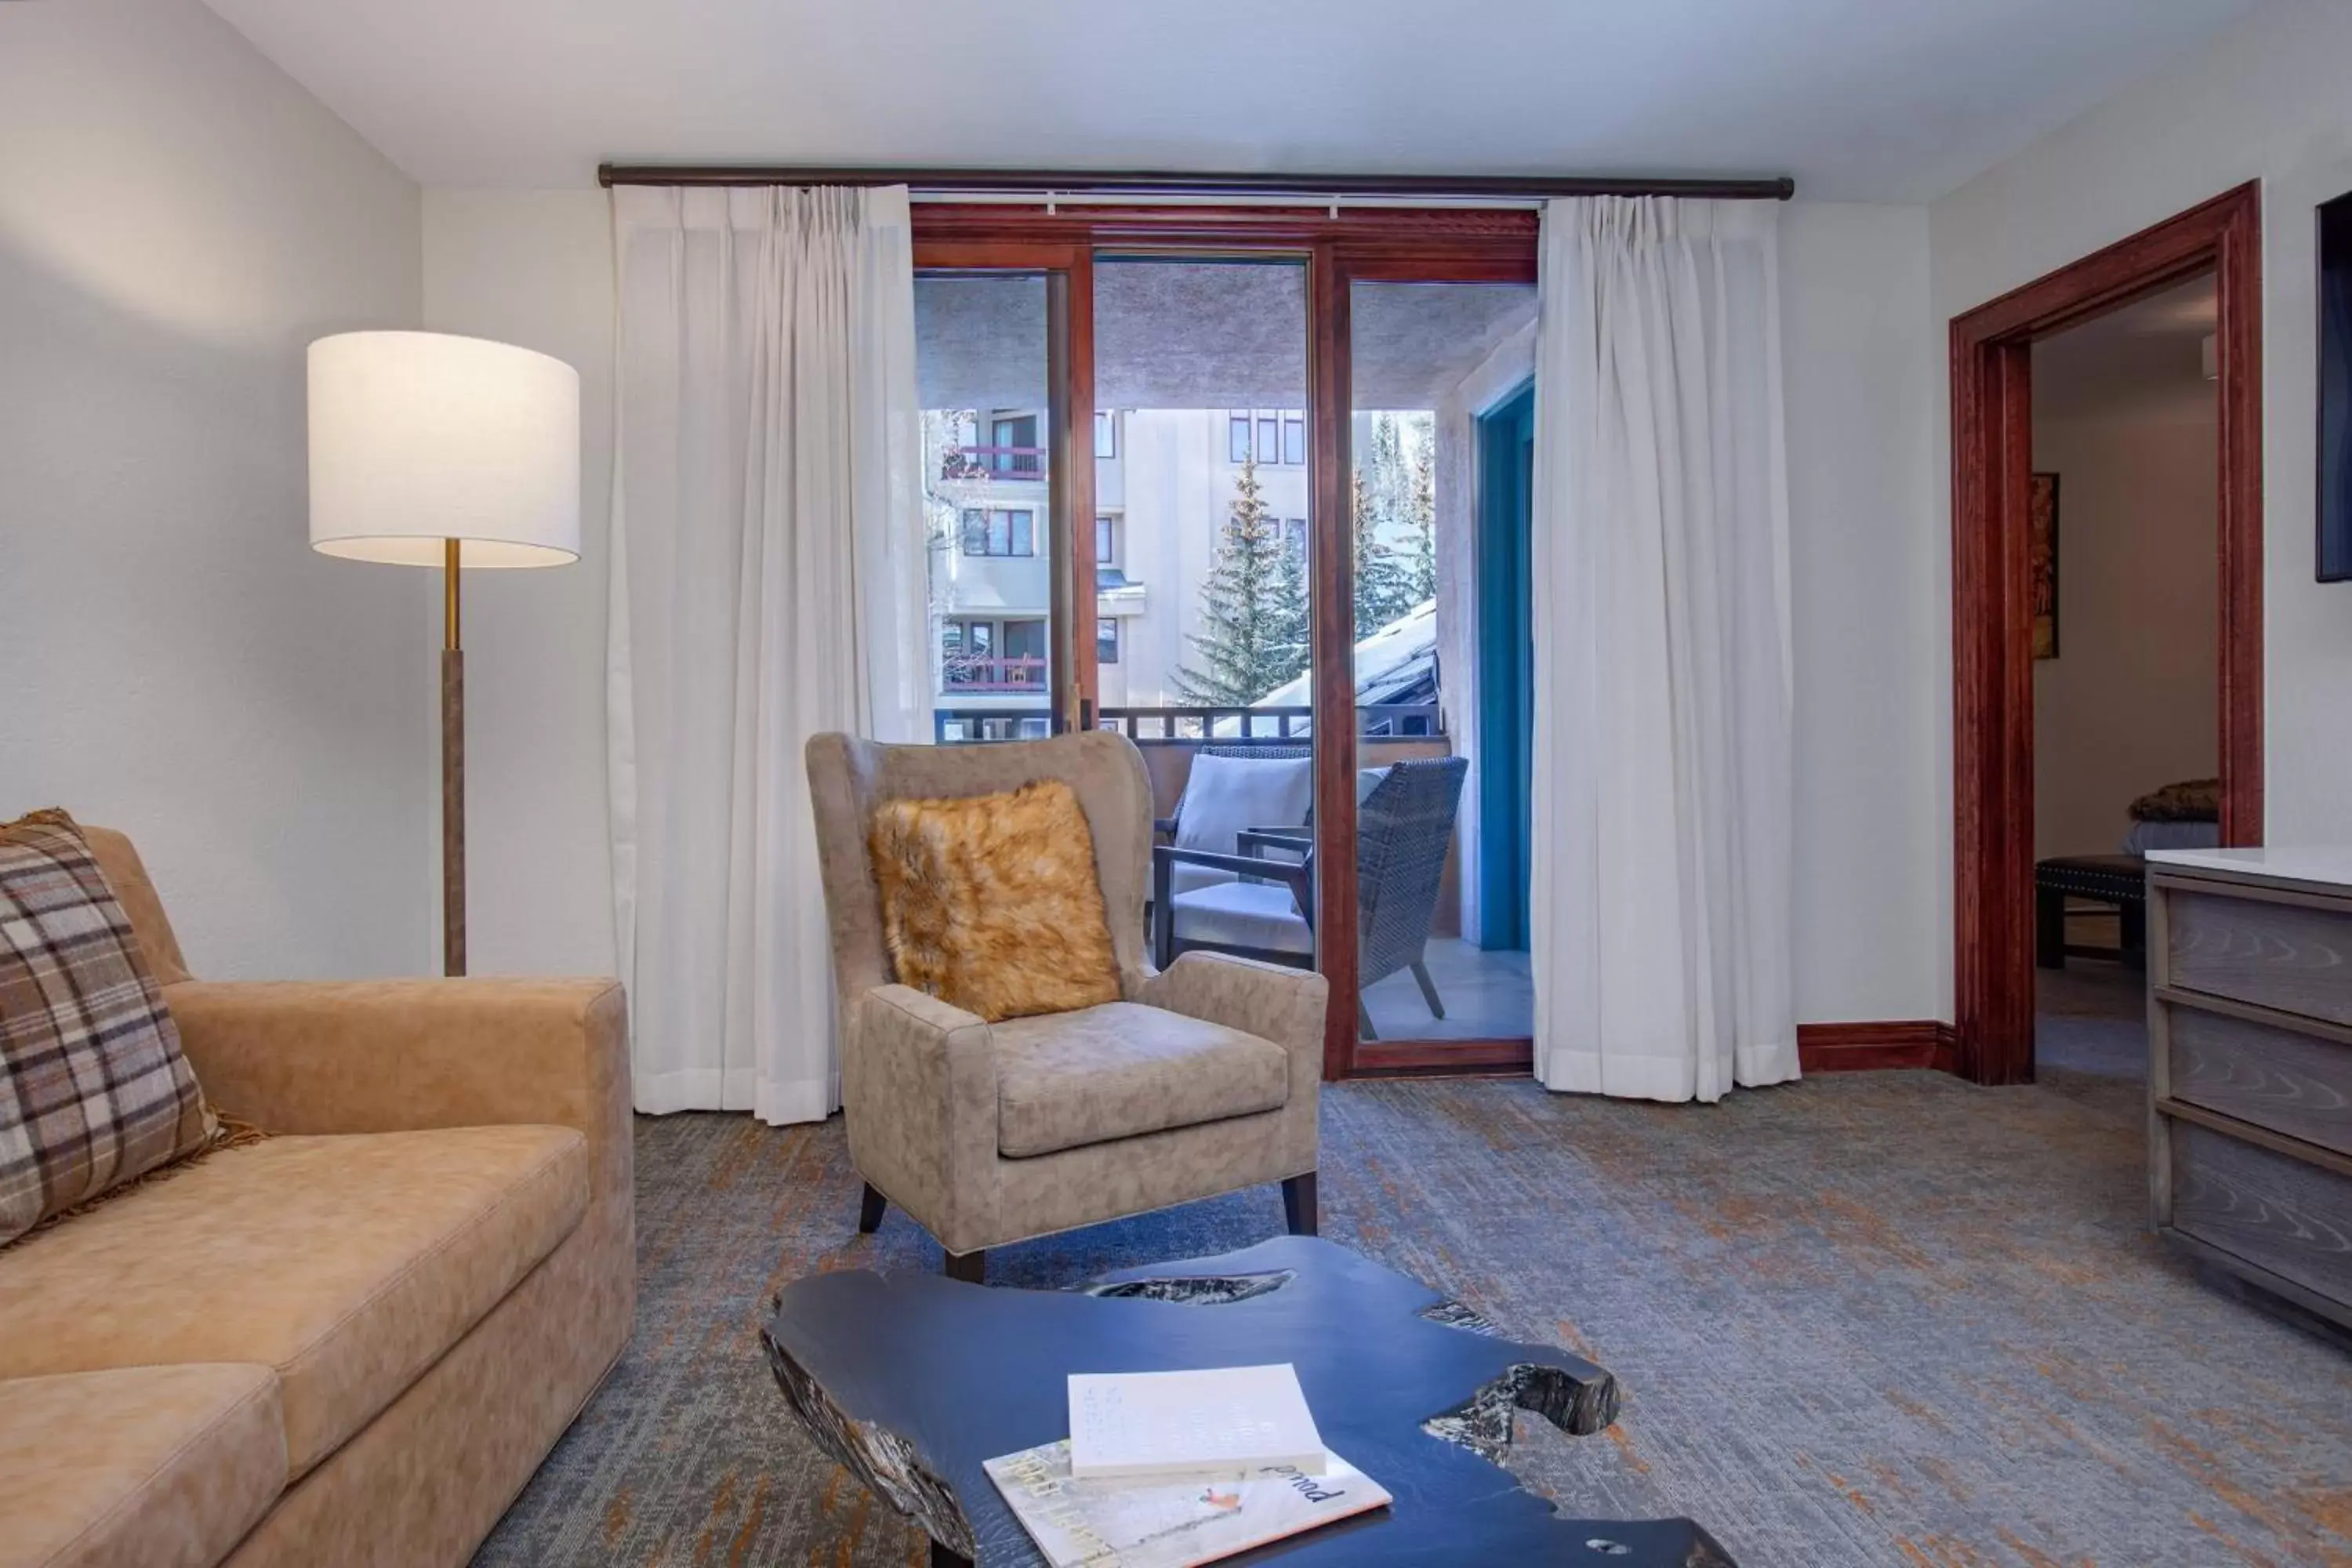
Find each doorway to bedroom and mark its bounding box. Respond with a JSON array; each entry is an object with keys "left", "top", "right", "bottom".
[
  {"left": 1949, "top": 182, "right": 2262, "bottom": 1087},
  {"left": 2025, "top": 274, "right": 2220, "bottom": 1080}
]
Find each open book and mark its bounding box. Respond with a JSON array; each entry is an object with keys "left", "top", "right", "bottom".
[{"left": 985, "top": 1440, "right": 1391, "bottom": 1568}]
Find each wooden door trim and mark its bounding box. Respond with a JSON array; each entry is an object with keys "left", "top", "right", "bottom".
[{"left": 1949, "top": 180, "right": 2263, "bottom": 1086}]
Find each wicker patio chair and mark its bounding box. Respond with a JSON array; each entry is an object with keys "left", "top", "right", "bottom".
[{"left": 1152, "top": 755, "right": 1468, "bottom": 1038}]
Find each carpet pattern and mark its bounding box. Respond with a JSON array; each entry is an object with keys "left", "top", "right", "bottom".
[{"left": 477, "top": 1072, "right": 2352, "bottom": 1567}]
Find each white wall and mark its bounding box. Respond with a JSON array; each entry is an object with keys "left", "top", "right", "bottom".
[
  {"left": 0, "top": 0, "right": 432, "bottom": 979},
  {"left": 421, "top": 190, "right": 618, "bottom": 975},
  {"left": 2031, "top": 393, "right": 2220, "bottom": 859},
  {"left": 1930, "top": 0, "right": 2352, "bottom": 1011},
  {"left": 1780, "top": 202, "right": 1944, "bottom": 1024}
]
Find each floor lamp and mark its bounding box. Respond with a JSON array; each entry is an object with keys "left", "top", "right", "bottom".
[{"left": 307, "top": 332, "right": 582, "bottom": 977}]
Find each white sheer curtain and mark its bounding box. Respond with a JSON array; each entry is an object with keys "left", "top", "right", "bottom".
[
  {"left": 1530, "top": 196, "right": 1798, "bottom": 1103},
  {"left": 608, "top": 185, "right": 927, "bottom": 1124}
]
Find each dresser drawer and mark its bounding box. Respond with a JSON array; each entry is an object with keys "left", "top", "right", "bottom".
[
  {"left": 2169, "top": 1121, "right": 2352, "bottom": 1304},
  {"left": 2166, "top": 1004, "right": 2352, "bottom": 1156},
  {"left": 2167, "top": 888, "right": 2352, "bottom": 1025}
]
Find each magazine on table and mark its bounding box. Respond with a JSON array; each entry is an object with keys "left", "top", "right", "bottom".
[{"left": 983, "top": 1439, "right": 1391, "bottom": 1568}]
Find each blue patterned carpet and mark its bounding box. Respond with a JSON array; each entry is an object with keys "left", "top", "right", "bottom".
[{"left": 477, "top": 1071, "right": 2352, "bottom": 1566}]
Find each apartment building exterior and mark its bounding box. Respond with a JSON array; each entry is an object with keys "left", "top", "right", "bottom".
[{"left": 927, "top": 405, "right": 1309, "bottom": 736}]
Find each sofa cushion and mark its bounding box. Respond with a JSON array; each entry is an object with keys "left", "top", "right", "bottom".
[
  {"left": 0, "top": 1125, "right": 585, "bottom": 1479},
  {"left": 0, "top": 1363, "right": 284, "bottom": 1568},
  {"left": 0, "top": 811, "right": 215, "bottom": 1245},
  {"left": 993, "top": 1001, "right": 1288, "bottom": 1158}
]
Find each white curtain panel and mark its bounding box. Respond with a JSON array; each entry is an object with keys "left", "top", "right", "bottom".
[
  {"left": 608, "top": 185, "right": 928, "bottom": 1124},
  {"left": 1530, "top": 196, "right": 1798, "bottom": 1104}
]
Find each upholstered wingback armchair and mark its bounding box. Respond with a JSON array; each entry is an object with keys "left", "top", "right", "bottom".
[{"left": 806, "top": 731, "right": 1327, "bottom": 1283}]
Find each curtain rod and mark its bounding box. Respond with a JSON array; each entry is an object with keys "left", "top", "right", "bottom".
[{"left": 595, "top": 165, "right": 1795, "bottom": 202}]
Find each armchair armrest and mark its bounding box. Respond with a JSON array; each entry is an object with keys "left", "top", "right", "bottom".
[
  {"left": 1138, "top": 953, "right": 1325, "bottom": 1163},
  {"left": 165, "top": 977, "right": 626, "bottom": 1142},
  {"left": 845, "top": 985, "right": 1000, "bottom": 1254}
]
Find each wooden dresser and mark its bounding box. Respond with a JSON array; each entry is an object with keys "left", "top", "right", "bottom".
[{"left": 2147, "top": 848, "right": 2352, "bottom": 1329}]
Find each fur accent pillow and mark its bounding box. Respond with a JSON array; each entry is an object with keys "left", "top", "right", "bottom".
[
  {"left": 0, "top": 810, "right": 216, "bottom": 1245},
  {"left": 867, "top": 779, "right": 1123, "bottom": 1023}
]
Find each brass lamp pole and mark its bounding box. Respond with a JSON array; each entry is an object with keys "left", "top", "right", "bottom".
[
  {"left": 307, "top": 332, "right": 582, "bottom": 978},
  {"left": 441, "top": 538, "right": 466, "bottom": 974}
]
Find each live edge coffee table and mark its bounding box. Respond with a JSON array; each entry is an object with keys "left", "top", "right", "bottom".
[{"left": 763, "top": 1236, "right": 1733, "bottom": 1566}]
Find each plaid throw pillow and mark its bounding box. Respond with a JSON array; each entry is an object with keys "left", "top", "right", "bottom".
[{"left": 0, "top": 811, "right": 212, "bottom": 1244}]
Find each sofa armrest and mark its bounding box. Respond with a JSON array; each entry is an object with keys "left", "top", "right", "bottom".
[
  {"left": 844, "top": 985, "right": 1000, "bottom": 1254},
  {"left": 1137, "top": 953, "right": 1326, "bottom": 1134},
  {"left": 165, "top": 977, "right": 628, "bottom": 1143}
]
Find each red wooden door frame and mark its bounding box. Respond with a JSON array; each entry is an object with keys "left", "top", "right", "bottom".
[{"left": 1948, "top": 181, "right": 2263, "bottom": 1086}]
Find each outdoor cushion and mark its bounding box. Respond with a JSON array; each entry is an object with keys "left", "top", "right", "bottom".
[
  {"left": 0, "top": 811, "right": 213, "bottom": 1244},
  {"left": 0, "top": 1124, "right": 585, "bottom": 1479},
  {"left": 993, "top": 1001, "right": 1288, "bottom": 1158},
  {"left": 1171, "top": 880, "right": 1315, "bottom": 955},
  {"left": 0, "top": 1363, "right": 284, "bottom": 1568},
  {"left": 868, "top": 779, "right": 1122, "bottom": 1022},
  {"left": 1172, "top": 754, "right": 1313, "bottom": 895}
]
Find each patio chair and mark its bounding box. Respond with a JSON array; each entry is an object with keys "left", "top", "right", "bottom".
[
  {"left": 1153, "top": 745, "right": 1315, "bottom": 897},
  {"left": 807, "top": 731, "right": 1327, "bottom": 1283},
  {"left": 1152, "top": 755, "right": 1468, "bottom": 1039}
]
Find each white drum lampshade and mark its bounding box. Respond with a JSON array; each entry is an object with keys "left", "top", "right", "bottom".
[{"left": 308, "top": 331, "right": 581, "bottom": 567}]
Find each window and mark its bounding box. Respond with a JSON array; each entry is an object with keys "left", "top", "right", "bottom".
[
  {"left": 1095, "top": 516, "right": 1116, "bottom": 564},
  {"left": 1283, "top": 517, "right": 1308, "bottom": 558},
  {"left": 1229, "top": 409, "right": 1307, "bottom": 465},
  {"left": 989, "top": 413, "right": 1038, "bottom": 473},
  {"left": 960, "top": 507, "right": 1036, "bottom": 557},
  {"left": 1094, "top": 409, "right": 1117, "bottom": 459},
  {"left": 1097, "top": 618, "right": 1120, "bottom": 665},
  {"left": 942, "top": 618, "right": 1046, "bottom": 688}
]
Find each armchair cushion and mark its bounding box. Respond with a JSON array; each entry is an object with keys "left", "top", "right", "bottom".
[
  {"left": 868, "top": 779, "right": 1122, "bottom": 1022},
  {"left": 1172, "top": 881, "right": 1315, "bottom": 955},
  {"left": 993, "top": 1002, "right": 1288, "bottom": 1158}
]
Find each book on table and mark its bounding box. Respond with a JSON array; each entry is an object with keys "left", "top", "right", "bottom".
[
  {"left": 983, "top": 1440, "right": 1392, "bottom": 1568},
  {"left": 1066, "top": 1364, "right": 1325, "bottom": 1481}
]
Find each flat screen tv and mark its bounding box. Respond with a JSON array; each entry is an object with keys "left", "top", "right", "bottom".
[{"left": 2321, "top": 189, "right": 2352, "bottom": 579}]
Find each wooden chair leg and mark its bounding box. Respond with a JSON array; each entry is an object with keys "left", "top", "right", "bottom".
[
  {"left": 1283, "top": 1172, "right": 1319, "bottom": 1237},
  {"left": 945, "top": 1248, "right": 986, "bottom": 1284},
  {"left": 1410, "top": 959, "right": 1446, "bottom": 1019},
  {"left": 858, "top": 1182, "right": 887, "bottom": 1235}
]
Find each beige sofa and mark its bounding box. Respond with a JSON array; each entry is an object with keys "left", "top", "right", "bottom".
[{"left": 0, "top": 829, "right": 634, "bottom": 1568}]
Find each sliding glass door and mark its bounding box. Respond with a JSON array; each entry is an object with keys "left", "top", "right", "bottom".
[{"left": 909, "top": 206, "right": 1538, "bottom": 1076}]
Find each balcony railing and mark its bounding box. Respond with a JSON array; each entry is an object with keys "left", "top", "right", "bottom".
[
  {"left": 942, "top": 655, "right": 1048, "bottom": 692},
  {"left": 940, "top": 445, "right": 1047, "bottom": 483},
  {"left": 930, "top": 702, "right": 1443, "bottom": 743}
]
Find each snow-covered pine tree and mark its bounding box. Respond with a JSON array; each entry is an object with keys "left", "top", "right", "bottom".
[{"left": 1176, "top": 458, "right": 1310, "bottom": 706}]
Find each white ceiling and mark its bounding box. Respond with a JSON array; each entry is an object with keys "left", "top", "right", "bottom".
[{"left": 196, "top": 0, "right": 2259, "bottom": 201}]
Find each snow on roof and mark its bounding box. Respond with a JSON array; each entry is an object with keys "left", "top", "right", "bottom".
[{"left": 1212, "top": 599, "right": 1437, "bottom": 737}]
